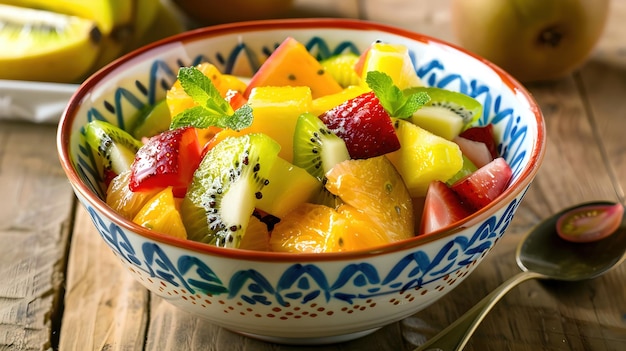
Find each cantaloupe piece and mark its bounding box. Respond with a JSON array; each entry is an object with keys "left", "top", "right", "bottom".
[{"left": 243, "top": 37, "right": 343, "bottom": 99}]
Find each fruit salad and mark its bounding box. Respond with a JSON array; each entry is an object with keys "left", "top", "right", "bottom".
[{"left": 84, "top": 37, "right": 513, "bottom": 253}]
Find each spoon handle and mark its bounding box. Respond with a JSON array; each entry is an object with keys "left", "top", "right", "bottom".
[{"left": 414, "top": 270, "right": 546, "bottom": 351}]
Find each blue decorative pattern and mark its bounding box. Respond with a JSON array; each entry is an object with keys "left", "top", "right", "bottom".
[
  {"left": 85, "top": 197, "right": 521, "bottom": 307},
  {"left": 72, "top": 34, "right": 535, "bottom": 310}
]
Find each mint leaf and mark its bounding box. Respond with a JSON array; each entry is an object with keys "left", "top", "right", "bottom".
[
  {"left": 230, "top": 104, "right": 254, "bottom": 130},
  {"left": 366, "top": 70, "right": 430, "bottom": 118},
  {"left": 170, "top": 66, "right": 253, "bottom": 131},
  {"left": 397, "top": 90, "right": 430, "bottom": 117}
]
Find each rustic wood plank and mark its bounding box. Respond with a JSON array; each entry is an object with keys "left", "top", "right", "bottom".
[
  {"left": 0, "top": 121, "right": 73, "bottom": 351},
  {"left": 58, "top": 206, "right": 149, "bottom": 351}
]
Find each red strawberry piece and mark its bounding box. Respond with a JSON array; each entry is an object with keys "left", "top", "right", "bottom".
[
  {"left": 459, "top": 124, "right": 498, "bottom": 159},
  {"left": 130, "top": 127, "right": 203, "bottom": 197},
  {"left": 318, "top": 91, "right": 400, "bottom": 159},
  {"left": 450, "top": 157, "right": 513, "bottom": 211},
  {"left": 420, "top": 181, "right": 472, "bottom": 235},
  {"left": 454, "top": 135, "right": 493, "bottom": 168}
]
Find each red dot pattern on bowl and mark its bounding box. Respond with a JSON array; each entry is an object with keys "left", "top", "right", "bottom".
[{"left": 126, "top": 255, "right": 483, "bottom": 320}]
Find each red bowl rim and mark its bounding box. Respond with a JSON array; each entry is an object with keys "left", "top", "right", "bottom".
[{"left": 57, "top": 18, "right": 546, "bottom": 263}]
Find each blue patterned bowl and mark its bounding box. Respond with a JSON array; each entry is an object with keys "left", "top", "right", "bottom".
[{"left": 57, "top": 18, "right": 546, "bottom": 345}]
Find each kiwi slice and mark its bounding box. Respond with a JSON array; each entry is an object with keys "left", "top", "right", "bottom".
[
  {"left": 293, "top": 112, "right": 350, "bottom": 181},
  {"left": 319, "top": 52, "right": 362, "bottom": 88},
  {"left": 84, "top": 120, "right": 143, "bottom": 176},
  {"left": 404, "top": 87, "right": 483, "bottom": 140},
  {"left": 131, "top": 99, "right": 171, "bottom": 139},
  {"left": 181, "top": 133, "right": 280, "bottom": 247}
]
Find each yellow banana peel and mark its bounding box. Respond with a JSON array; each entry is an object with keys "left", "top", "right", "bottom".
[
  {"left": 0, "top": 4, "right": 101, "bottom": 82},
  {"left": 0, "top": 0, "right": 181, "bottom": 83}
]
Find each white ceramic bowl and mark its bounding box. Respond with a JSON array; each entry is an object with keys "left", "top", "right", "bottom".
[{"left": 57, "top": 18, "right": 546, "bottom": 345}]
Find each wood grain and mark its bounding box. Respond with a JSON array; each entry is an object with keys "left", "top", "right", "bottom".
[
  {"left": 58, "top": 206, "right": 149, "bottom": 351},
  {"left": 0, "top": 122, "right": 73, "bottom": 351}
]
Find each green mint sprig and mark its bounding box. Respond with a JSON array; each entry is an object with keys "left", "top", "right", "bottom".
[
  {"left": 365, "top": 70, "right": 430, "bottom": 118},
  {"left": 170, "top": 66, "right": 253, "bottom": 131}
]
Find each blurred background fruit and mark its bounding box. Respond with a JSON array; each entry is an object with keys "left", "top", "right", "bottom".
[
  {"left": 0, "top": 4, "right": 102, "bottom": 82},
  {"left": 450, "top": 0, "right": 609, "bottom": 83},
  {"left": 0, "top": 0, "right": 183, "bottom": 83},
  {"left": 171, "top": 0, "right": 294, "bottom": 25}
]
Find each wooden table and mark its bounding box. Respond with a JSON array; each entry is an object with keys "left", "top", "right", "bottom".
[{"left": 1, "top": 0, "right": 625, "bottom": 350}]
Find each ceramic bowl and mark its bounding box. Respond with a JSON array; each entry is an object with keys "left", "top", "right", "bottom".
[{"left": 57, "top": 18, "right": 546, "bottom": 345}]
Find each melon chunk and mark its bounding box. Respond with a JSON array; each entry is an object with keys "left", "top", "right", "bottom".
[{"left": 244, "top": 37, "right": 343, "bottom": 99}]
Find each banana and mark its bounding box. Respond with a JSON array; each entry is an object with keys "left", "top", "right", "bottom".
[
  {"left": 0, "top": 4, "right": 101, "bottom": 82},
  {"left": 0, "top": 0, "right": 128, "bottom": 35},
  {"left": 0, "top": 0, "right": 180, "bottom": 82}
]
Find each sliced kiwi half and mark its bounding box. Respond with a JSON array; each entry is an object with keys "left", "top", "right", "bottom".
[
  {"left": 84, "top": 120, "right": 143, "bottom": 177},
  {"left": 181, "top": 133, "right": 280, "bottom": 247},
  {"left": 404, "top": 87, "right": 483, "bottom": 140},
  {"left": 293, "top": 112, "right": 350, "bottom": 181},
  {"left": 292, "top": 113, "right": 349, "bottom": 208}
]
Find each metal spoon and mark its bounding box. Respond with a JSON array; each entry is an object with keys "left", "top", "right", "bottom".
[{"left": 415, "top": 201, "right": 626, "bottom": 351}]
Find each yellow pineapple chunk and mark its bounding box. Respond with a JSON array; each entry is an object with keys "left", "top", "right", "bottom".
[
  {"left": 245, "top": 86, "right": 312, "bottom": 162},
  {"left": 310, "top": 85, "right": 370, "bottom": 116},
  {"left": 386, "top": 119, "right": 463, "bottom": 197},
  {"left": 360, "top": 42, "right": 423, "bottom": 89}
]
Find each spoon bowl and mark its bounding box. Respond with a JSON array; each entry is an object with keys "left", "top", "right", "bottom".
[
  {"left": 518, "top": 201, "right": 626, "bottom": 281},
  {"left": 416, "top": 201, "right": 626, "bottom": 351}
]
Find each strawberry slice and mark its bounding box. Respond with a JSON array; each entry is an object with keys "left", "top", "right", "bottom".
[
  {"left": 450, "top": 157, "right": 512, "bottom": 211},
  {"left": 459, "top": 124, "right": 498, "bottom": 159},
  {"left": 318, "top": 91, "right": 400, "bottom": 159},
  {"left": 420, "top": 181, "right": 472, "bottom": 235},
  {"left": 130, "top": 127, "right": 203, "bottom": 197}
]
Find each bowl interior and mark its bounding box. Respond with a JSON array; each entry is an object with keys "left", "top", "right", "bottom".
[{"left": 60, "top": 18, "right": 544, "bottom": 248}]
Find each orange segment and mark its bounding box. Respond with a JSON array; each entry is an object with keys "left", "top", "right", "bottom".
[
  {"left": 269, "top": 202, "right": 394, "bottom": 253},
  {"left": 106, "top": 170, "right": 160, "bottom": 220},
  {"left": 269, "top": 203, "right": 344, "bottom": 253},
  {"left": 133, "top": 187, "right": 187, "bottom": 239},
  {"left": 325, "top": 156, "right": 415, "bottom": 241},
  {"left": 336, "top": 204, "right": 391, "bottom": 251},
  {"left": 239, "top": 215, "right": 271, "bottom": 251}
]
